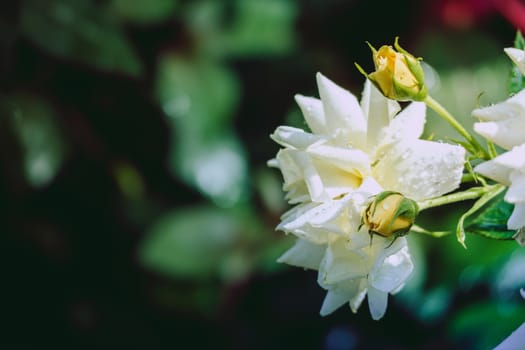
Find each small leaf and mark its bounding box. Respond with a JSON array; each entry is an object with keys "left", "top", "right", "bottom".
[
  {"left": 509, "top": 31, "right": 525, "bottom": 95},
  {"left": 456, "top": 185, "right": 506, "bottom": 248},
  {"left": 464, "top": 190, "right": 515, "bottom": 240},
  {"left": 21, "top": 0, "right": 142, "bottom": 76}
]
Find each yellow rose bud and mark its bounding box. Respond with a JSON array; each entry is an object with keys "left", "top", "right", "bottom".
[
  {"left": 363, "top": 191, "right": 418, "bottom": 238},
  {"left": 355, "top": 37, "right": 427, "bottom": 101}
]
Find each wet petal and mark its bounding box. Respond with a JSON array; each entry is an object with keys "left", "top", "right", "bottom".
[
  {"left": 295, "top": 94, "right": 327, "bottom": 135},
  {"left": 316, "top": 73, "right": 367, "bottom": 147},
  {"left": 373, "top": 139, "right": 465, "bottom": 201},
  {"left": 371, "top": 244, "right": 413, "bottom": 293},
  {"left": 271, "top": 126, "right": 325, "bottom": 149},
  {"left": 360, "top": 80, "right": 401, "bottom": 150},
  {"left": 379, "top": 102, "right": 426, "bottom": 148},
  {"left": 472, "top": 89, "right": 525, "bottom": 122}
]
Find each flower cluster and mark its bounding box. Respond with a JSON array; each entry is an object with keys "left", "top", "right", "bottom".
[
  {"left": 269, "top": 73, "right": 465, "bottom": 319},
  {"left": 473, "top": 48, "right": 525, "bottom": 241}
]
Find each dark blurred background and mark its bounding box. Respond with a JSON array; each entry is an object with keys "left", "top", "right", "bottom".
[{"left": 2, "top": 0, "right": 525, "bottom": 349}]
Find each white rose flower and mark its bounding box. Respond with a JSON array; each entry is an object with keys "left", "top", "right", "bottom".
[
  {"left": 474, "top": 144, "right": 525, "bottom": 232},
  {"left": 278, "top": 178, "right": 414, "bottom": 320},
  {"left": 270, "top": 73, "right": 465, "bottom": 319},
  {"left": 269, "top": 73, "right": 465, "bottom": 203},
  {"left": 472, "top": 47, "right": 525, "bottom": 235}
]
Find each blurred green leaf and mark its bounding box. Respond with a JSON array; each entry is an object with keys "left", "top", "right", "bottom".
[
  {"left": 184, "top": 0, "right": 225, "bottom": 57},
  {"left": 139, "top": 206, "right": 260, "bottom": 281},
  {"left": 449, "top": 301, "right": 525, "bottom": 350},
  {"left": 224, "top": 0, "right": 297, "bottom": 57},
  {"left": 464, "top": 189, "right": 515, "bottom": 241},
  {"left": 21, "top": 0, "right": 142, "bottom": 76},
  {"left": 156, "top": 55, "right": 248, "bottom": 205},
  {"left": 157, "top": 55, "right": 239, "bottom": 135},
  {"left": 175, "top": 133, "right": 247, "bottom": 207},
  {"left": 5, "top": 94, "right": 67, "bottom": 187},
  {"left": 111, "top": 0, "right": 178, "bottom": 24},
  {"left": 509, "top": 31, "right": 525, "bottom": 95}
]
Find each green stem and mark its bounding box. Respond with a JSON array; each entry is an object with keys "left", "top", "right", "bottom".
[
  {"left": 417, "top": 185, "right": 495, "bottom": 211},
  {"left": 424, "top": 95, "right": 489, "bottom": 159},
  {"left": 461, "top": 173, "right": 476, "bottom": 184}
]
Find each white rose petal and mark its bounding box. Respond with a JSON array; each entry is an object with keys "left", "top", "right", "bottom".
[
  {"left": 277, "top": 238, "right": 326, "bottom": 270},
  {"left": 294, "top": 94, "right": 327, "bottom": 135},
  {"left": 367, "top": 285, "right": 389, "bottom": 321},
  {"left": 472, "top": 89, "right": 525, "bottom": 150},
  {"left": 505, "top": 47, "right": 525, "bottom": 75},
  {"left": 373, "top": 139, "right": 465, "bottom": 201}
]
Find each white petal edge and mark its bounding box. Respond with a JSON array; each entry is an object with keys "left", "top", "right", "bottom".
[
  {"left": 271, "top": 126, "right": 325, "bottom": 150},
  {"left": 295, "top": 94, "right": 327, "bottom": 135},
  {"left": 505, "top": 171, "right": 525, "bottom": 203},
  {"left": 505, "top": 47, "right": 525, "bottom": 76},
  {"left": 474, "top": 159, "right": 512, "bottom": 186},
  {"left": 277, "top": 238, "right": 325, "bottom": 270},
  {"left": 508, "top": 203, "right": 525, "bottom": 230},
  {"left": 316, "top": 73, "right": 367, "bottom": 147},
  {"left": 367, "top": 285, "right": 389, "bottom": 320},
  {"left": 360, "top": 79, "right": 401, "bottom": 151},
  {"left": 493, "top": 321, "right": 525, "bottom": 350}
]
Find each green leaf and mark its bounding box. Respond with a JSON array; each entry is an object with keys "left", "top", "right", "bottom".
[
  {"left": 509, "top": 31, "right": 525, "bottom": 95},
  {"left": 456, "top": 185, "right": 506, "bottom": 248},
  {"left": 3, "top": 94, "right": 68, "bottom": 187},
  {"left": 223, "top": 0, "right": 297, "bottom": 57},
  {"left": 21, "top": 0, "right": 142, "bottom": 76},
  {"left": 111, "top": 0, "right": 178, "bottom": 24},
  {"left": 449, "top": 301, "right": 525, "bottom": 350},
  {"left": 464, "top": 190, "right": 515, "bottom": 240},
  {"left": 139, "top": 206, "right": 259, "bottom": 281},
  {"left": 156, "top": 55, "right": 248, "bottom": 205}
]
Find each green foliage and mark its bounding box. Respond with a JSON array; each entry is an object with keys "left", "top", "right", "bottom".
[
  {"left": 3, "top": 94, "right": 68, "bottom": 187},
  {"left": 464, "top": 191, "right": 516, "bottom": 241},
  {"left": 456, "top": 185, "right": 507, "bottom": 247},
  {"left": 184, "top": 0, "right": 297, "bottom": 58},
  {"left": 449, "top": 301, "right": 525, "bottom": 350},
  {"left": 224, "top": 0, "right": 297, "bottom": 56},
  {"left": 156, "top": 55, "right": 248, "bottom": 206},
  {"left": 21, "top": 0, "right": 143, "bottom": 76},
  {"left": 508, "top": 31, "right": 525, "bottom": 95},
  {"left": 139, "top": 206, "right": 262, "bottom": 281},
  {"left": 111, "top": 0, "right": 178, "bottom": 24}
]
